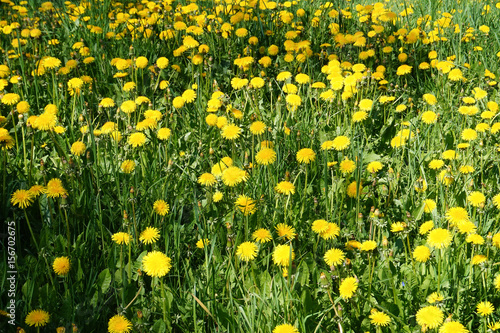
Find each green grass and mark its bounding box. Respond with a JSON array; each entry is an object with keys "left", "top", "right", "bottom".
[{"left": 2, "top": 0, "right": 500, "bottom": 332}]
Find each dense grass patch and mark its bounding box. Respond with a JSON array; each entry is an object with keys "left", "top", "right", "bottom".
[{"left": 2, "top": 0, "right": 500, "bottom": 332}]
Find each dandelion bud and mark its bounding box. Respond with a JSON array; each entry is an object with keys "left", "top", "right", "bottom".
[
  {"left": 374, "top": 209, "right": 380, "bottom": 217},
  {"left": 123, "top": 210, "right": 128, "bottom": 220},
  {"left": 358, "top": 213, "right": 363, "bottom": 219},
  {"left": 370, "top": 206, "right": 375, "bottom": 213},
  {"left": 130, "top": 187, "right": 134, "bottom": 194},
  {"left": 137, "top": 310, "right": 143, "bottom": 319},
  {"left": 406, "top": 211, "right": 411, "bottom": 218},
  {"left": 72, "top": 323, "right": 78, "bottom": 332},
  {"left": 382, "top": 236, "right": 388, "bottom": 247},
  {"left": 56, "top": 327, "right": 66, "bottom": 333},
  {"left": 209, "top": 147, "right": 214, "bottom": 155},
  {"left": 18, "top": 114, "right": 23, "bottom": 120}
]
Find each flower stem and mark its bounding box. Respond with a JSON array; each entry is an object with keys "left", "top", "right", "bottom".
[{"left": 24, "top": 210, "right": 39, "bottom": 252}]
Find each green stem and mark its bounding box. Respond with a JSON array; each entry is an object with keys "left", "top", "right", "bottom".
[
  {"left": 24, "top": 210, "right": 39, "bottom": 252},
  {"left": 63, "top": 208, "right": 71, "bottom": 256},
  {"left": 161, "top": 278, "right": 167, "bottom": 323}
]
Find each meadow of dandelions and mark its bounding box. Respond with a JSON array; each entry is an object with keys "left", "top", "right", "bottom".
[{"left": 2, "top": 0, "right": 500, "bottom": 332}]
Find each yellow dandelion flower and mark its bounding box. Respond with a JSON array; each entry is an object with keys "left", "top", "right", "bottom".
[
  {"left": 142, "top": 251, "right": 172, "bottom": 277},
  {"left": 324, "top": 248, "right": 345, "bottom": 266},
  {"left": 108, "top": 314, "right": 132, "bottom": 333},
  {"left": 235, "top": 195, "right": 257, "bottom": 215},
  {"left": 275, "top": 223, "right": 296, "bottom": 240},
  {"left": 312, "top": 219, "right": 329, "bottom": 234},
  {"left": 128, "top": 132, "right": 147, "bottom": 148},
  {"left": 111, "top": 232, "right": 131, "bottom": 245},
  {"left": 273, "top": 324, "right": 299, "bottom": 333},
  {"left": 358, "top": 99, "right": 373, "bottom": 111},
  {"left": 419, "top": 220, "right": 434, "bottom": 235},
  {"left": 139, "top": 227, "right": 160, "bottom": 244},
  {"left": 275, "top": 181, "right": 295, "bottom": 195},
  {"left": 446, "top": 207, "right": 469, "bottom": 226},
  {"left": 360, "top": 240, "right": 377, "bottom": 251},
  {"left": 198, "top": 173, "right": 216, "bottom": 186},
  {"left": 11, "top": 189, "right": 33, "bottom": 209},
  {"left": 70, "top": 141, "right": 86, "bottom": 156},
  {"left": 213, "top": 191, "right": 223, "bottom": 202},
  {"left": 339, "top": 158, "right": 356, "bottom": 174},
  {"left": 472, "top": 254, "right": 487, "bottom": 265},
  {"left": 196, "top": 239, "right": 209, "bottom": 249},
  {"left": 249, "top": 121, "right": 266, "bottom": 135},
  {"left": 52, "top": 256, "right": 71, "bottom": 276},
  {"left": 416, "top": 306, "right": 443, "bottom": 329},
  {"left": 296, "top": 148, "right": 316, "bottom": 164},
  {"left": 339, "top": 277, "right": 358, "bottom": 299},
  {"left": 369, "top": 309, "right": 391, "bottom": 326},
  {"left": 256, "top": 148, "right": 277, "bottom": 165},
  {"left": 46, "top": 178, "right": 67, "bottom": 198},
  {"left": 427, "top": 228, "right": 452, "bottom": 249},
  {"left": 477, "top": 301, "right": 494, "bottom": 316},
  {"left": 439, "top": 321, "right": 469, "bottom": 333},
  {"left": 236, "top": 242, "right": 258, "bottom": 262},
  {"left": 468, "top": 191, "right": 485, "bottom": 207},
  {"left": 367, "top": 161, "right": 383, "bottom": 173},
  {"left": 25, "top": 309, "right": 50, "bottom": 327},
  {"left": 153, "top": 200, "right": 169, "bottom": 216},
  {"left": 273, "top": 244, "right": 295, "bottom": 267},
  {"left": 221, "top": 124, "right": 242, "bottom": 140},
  {"left": 252, "top": 228, "right": 272, "bottom": 243},
  {"left": 413, "top": 245, "right": 431, "bottom": 262}
]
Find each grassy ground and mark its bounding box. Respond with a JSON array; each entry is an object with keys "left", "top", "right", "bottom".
[{"left": 1, "top": 0, "right": 500, "bottom": 332}]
